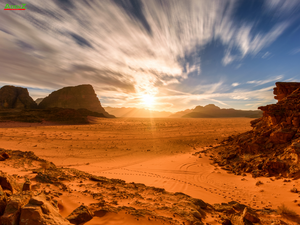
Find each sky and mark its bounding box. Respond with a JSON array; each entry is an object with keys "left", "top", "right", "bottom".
[{"left": 0, "top": 0, "right": 300, "bottom": 112}]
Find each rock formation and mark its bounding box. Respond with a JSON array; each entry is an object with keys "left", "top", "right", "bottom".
[
  {"left": 0, "top": 86, "right": 37, "bottom": 109},
  {"left": 182, "top": 104, "right": 262, "bottom": 118},
  {"left": 209, "top": 82, "right": 300, "bottom": 178},
  {"left": 38, "top": 85, "right": 114, "bottom": 118}
]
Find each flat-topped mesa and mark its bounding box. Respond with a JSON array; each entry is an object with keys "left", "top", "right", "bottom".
[
  {"left": 39, "top": 84, "right": 114, "bottom": 118},
  {"left": 273, "top": 82, "right": 300, "bottom": 102},
  {"left": 0, "top": 85, "right": 37, "bottom": 109}
]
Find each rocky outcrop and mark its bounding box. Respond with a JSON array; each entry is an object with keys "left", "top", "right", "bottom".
[
  {"left": 1, "top": 195, "right": 31, "bottom": 225},
  {"left": 19, "top": 196, "right": 71, "bottom": 225},
  {"left": 273, "top": 82, "right": 300, "bottom": 102},
  {"left": 0, "top": 86, "right": 37, "bottom": 109},
  {"left": 0, "top": 172, "right": 21, "bottom": 194},
  {"left": 38, "top": 85, "right": 114, "bottom": 118},
  {"left": 209, "top": 82, "right": 300, "bottom": 178}
]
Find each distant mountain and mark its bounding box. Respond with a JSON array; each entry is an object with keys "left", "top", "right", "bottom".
[
  {"left": 169, "top": 109, "right": 193, "bottom": 118},
  {"left": 0, "top": 85, "right": 37, "bottom": 109},
  {"left": 103, "top": 107, "right": 172, "bottom": 118},
  {"left": 35, "top": 98, "right": 44, "bottom": 105},
  {"left": 182, "top": 104, "right": 262, "bottom": 118}
]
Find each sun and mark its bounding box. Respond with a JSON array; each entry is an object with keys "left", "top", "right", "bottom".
[{"left": 142, "top": 94, "right": 155, "bottom": 108}]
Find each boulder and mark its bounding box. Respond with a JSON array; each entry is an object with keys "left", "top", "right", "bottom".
[
  {"left": 0, "top": 86, "right": 37, "bottom": 109},
  {"left": 1, "top": 195, "right": 31, "bottom": 225},
  {"left": 0, "top": 172, "right": 21, "bottom": 194},
  {"left": 66, "top": 205, "right": 93, "bottom": 224},
  {"left": 0, "top": 186, "right": 7, "bottom": 216},
  {"left": 19, "top": 196, "right": 71, "bottom": 225},
  {"left": 22, "top": 180, "right": 31, "bottom": 192},
  {"left": 242, "top": 207, "right": 260, "bottom": 223},
  {"left": 38, "top": 84, "right": 114, "bottom": 118}
]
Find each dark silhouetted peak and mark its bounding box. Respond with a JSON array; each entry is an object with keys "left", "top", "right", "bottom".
[
  {"left": 38, "top": 84, "right": 114, "bottom": 118},
  {"left": 205, "top": 104, "right": 219, "bottom": 109},
  {"left": 182, "top": 104, "right": 261, "bottom": 118},
  {"left": 0, "top": 85, "right": 37, "bottom": 109}
]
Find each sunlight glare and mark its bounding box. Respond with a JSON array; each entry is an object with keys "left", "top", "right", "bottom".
[{"left": 142, "top": 94, "right": 155, "bottom": 108}]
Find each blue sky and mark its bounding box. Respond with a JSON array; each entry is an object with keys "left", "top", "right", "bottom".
[{"left": 0, "top": 0, "right": 300, "bottom": 112}]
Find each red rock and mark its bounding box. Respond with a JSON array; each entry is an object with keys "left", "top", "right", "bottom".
[
  {"left": 269, "top": 129, "right": 295, "bottom": 144},
  {"left": 273, "top": 82, "right": 300, "bottom": 102},
  {"left": 0, "top": 172, "right": 21, "bottom": 194},
  {"left": 22, "top": 180, "right": 31, "bottom": 192},
  {"left": 1, "top": 152, "right": 10, "bottom": 159},
  {"left": 242, "top": 207, "right": 260, "bottom": 223},
  {"left": 1, "top": 195, "right": 30, "bottom": 225},
  {"left": 66, "top": 205, "right": 93, "bottom": 224},
  {"left": 19, "top": 196, "right": 71, "bottom": 225},
  {"left": 0, "top": 186, "right": 7, "bottom": 216},
  {"left": 216, "top": 82, "right": 300, "bottom": 177}
]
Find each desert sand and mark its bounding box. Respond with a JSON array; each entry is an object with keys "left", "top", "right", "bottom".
[{"left": 0, "top": 117, "right": 299, "bottom": 223}]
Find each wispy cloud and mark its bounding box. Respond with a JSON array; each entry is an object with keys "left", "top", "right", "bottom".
[
  {"left": 247, "top": 75, "right": 284, "bottom": 86},
  {"left": 264, "top": 0, "right": 300, "bottom": 16},
  {"left": 291, "top": 48, "right": 300, "bottom": 55},
  {"left": 262, "top": 51, "right": 271, "bottom": 58}
]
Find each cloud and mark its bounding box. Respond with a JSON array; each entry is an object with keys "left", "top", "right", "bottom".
[
  {"left": 69, "top": 33, "right": 93, "bottom": 48},
  {"left": 264, "top": 0, "right": 300, "bottom": 16},
  {"left": 231, "top": 83, "right": 239, "bottom": 87},
  {"left": 291, "top": 48, "right": 300, "bottom": 55},
  {"left": 235, "top": 64, "right": 242, "bottom": 69},
  {"left": 222, "top": 49, "right": 237, "bottom": 66},
  {"left": 222, "top": 23, "right": 288, "bottom": 64},
  {"left": 247, "top": 75, "right": 284, "bottom": 86},
  {"left": 262, "top": 51, "right": 271, "bottom": 58}
]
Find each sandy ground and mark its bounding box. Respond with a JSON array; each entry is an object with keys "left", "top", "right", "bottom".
[{"left": 1, "top": 117, "right": 300, "bottom": 218}]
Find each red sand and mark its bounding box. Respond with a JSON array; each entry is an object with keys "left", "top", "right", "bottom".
[{"left": 1, "top": 117, "right": 299, "bottom": 218}]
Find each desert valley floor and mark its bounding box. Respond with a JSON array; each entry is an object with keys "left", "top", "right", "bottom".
[{"left": 1, "top": 117, "right": 300, "bottom": 224}]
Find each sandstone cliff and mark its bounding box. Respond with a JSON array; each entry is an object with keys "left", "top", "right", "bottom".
[
  {"left": 38, "top": 84, "right": 114, "bottom": 118},
  {"left": 0, "top": 86, "right": 37, "bottom": 109},
  {"left": 208, "top": 82, "right": 300, "bottom": 178}
]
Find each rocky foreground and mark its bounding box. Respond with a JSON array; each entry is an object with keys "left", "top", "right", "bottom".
[
  {"left": 204, "top": 82, "right": 300, "bottom": 179},
  {"left": 0, "top": 148, "right": 296, "bottom": 225}
]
